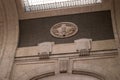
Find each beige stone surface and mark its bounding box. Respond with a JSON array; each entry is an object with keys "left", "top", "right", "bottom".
[
  {"left": 39, "top": 74, "right": 99, "bottom": 80},
  {"left": 12, "top": 60, "right": 57, "bottom": 80},
  {"left": 73, "top": 57, "right": 120, "bottom": 80},
  {"left": 16, "top": 39, "right": 117, "bottom": 57},
  {"left": 0, "top": 0, "right": 120, "bottom": 80},
  {"left": 0, "top": 0, "right": 19, "bottom": 80}
]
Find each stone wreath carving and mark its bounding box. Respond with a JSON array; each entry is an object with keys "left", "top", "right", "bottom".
[{"left": 50, "top": 22, "right": 78, "bottom": 38}]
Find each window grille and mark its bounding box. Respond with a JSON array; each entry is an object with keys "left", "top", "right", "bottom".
[{"left": 23, "top": 0, "right": 102, "bottom": 12}]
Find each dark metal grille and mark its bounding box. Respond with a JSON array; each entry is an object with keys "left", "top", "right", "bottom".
[{"left": 23, "top": 0, "right": 102, "bottom": 12}]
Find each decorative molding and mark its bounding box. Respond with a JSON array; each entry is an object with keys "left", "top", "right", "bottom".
[
  {"left": 74, "top": 38, "right": 92, "bottom": 56},
  {"left": 0, "top": 0, "right": 5, "bottom": 64},
  {"left": 72, "top": 70, "right": 105, "bottom": 80},
  {"left": 112, "top": 0, "right": 120, "bottom": 55},
  {"left": 38, "top": 42, "right": 54, "bottom": 53},
  {"left": 0, "top": 0, "right": 19, "bottom": 80},
  {"left": 15, "top": 39, "right": 118, "bottom": 61},
  {"left": 30, "top": 72, "right": 55, "bottom": 80},
  {"left": 15, "top": 49, "right": 118, "bottom": 62},
  {"left": 38, "top": 42, "right": 54, "bottom": 59},
  {"left": 58, "top": 58, "right": 69, "bottom": 73},
  {"left": 38, "top": 52, "right": 50, "bottom": 59},
  {"left": 30, "top": 72, "right": 104, "bottom": 80}
]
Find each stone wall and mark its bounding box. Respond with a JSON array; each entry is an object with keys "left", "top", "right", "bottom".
[
  {"left": 0, "top": 0, "right": 120, "bottom": 80},
  {"left": 0, "top": 0, "right": 19, "bottom": 80}
]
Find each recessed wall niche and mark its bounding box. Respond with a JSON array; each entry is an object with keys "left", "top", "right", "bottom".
[{"left": 19, "top": 10, "right": 114, "bottom": 47}]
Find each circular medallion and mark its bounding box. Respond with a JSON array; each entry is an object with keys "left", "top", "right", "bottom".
[{"left": 50, "top": 22, "right": 78, "bottom": 38}]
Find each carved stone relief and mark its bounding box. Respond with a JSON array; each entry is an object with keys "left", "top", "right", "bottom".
[
  {"left": 38, "top": 42, "right": 54, "bottom": 59},
  {"left": 74, "top": 39, "right": 92, "bottom": 56},
  {"left": 58, "top": 58, "right": 69, "bottom": 73},
  {"left": 50, "top": 22, "right": 78, "bottom": 38}
]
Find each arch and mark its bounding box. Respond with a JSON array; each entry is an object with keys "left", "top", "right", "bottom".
[
  {"left": 30, "top": 72, "right": 55, "bottom": 80},
  {"left": 0, "top": 0, "right": 19, "bottom": 79},
  {"left": 71, "top": 69, "right": 119, "bottom": 80},
  {"left": 30, "top": 72, "right": 104, "bottom": 80},
  {"left": 72, "top": 70, "right": 105, "bottom": 80},
  {"left": 14, "top": 67, "right": 55, "bottom": 80}
]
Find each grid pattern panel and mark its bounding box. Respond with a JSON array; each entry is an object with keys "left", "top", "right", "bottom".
[{"left": 23, "top": 0, "right": 102, "bottom": 12}]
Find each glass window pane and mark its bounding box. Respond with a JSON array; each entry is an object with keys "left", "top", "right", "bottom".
[{"left": 23, "top": 0, "right": 102, "bottom": 12}]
